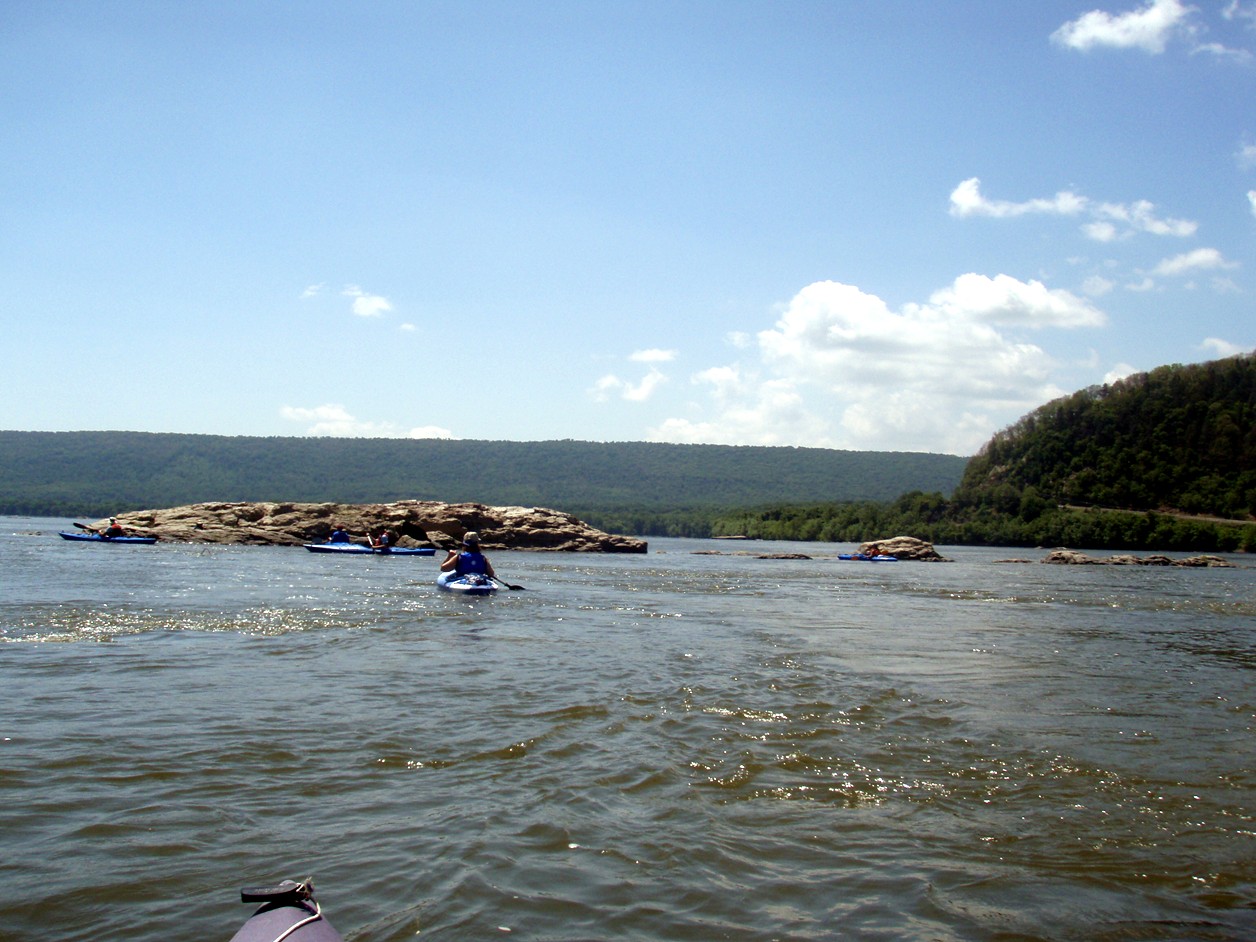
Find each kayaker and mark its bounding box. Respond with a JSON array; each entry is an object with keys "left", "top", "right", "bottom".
[
  {"left": 327, "top": 523, "right": 351, "bottom": 544},
  {"left": 101, "top": 517, "right": 126, "bottom": 539},
  {"left": 441, "top": 531, "right": 496, "bottom": 579},
  {"left": 369, "top": 527, "right": 396, "bottom": 551}
]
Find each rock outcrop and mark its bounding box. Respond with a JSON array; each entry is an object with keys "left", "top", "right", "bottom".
[
  {"left": 859, "top": 536, "right": 949, "bottom": 561},
  {"left": 91, "top": 501, "right": 647, "bottom": 553},
  {"left": 1041, "top": 549, "right": 1232, "bottom": 567}
]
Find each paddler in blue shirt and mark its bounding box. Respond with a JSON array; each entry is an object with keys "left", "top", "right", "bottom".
[{"left": 441, "top": 531, "right": 496, "bottom": 579}]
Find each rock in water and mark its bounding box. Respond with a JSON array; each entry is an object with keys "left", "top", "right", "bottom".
[
  {"left": 91, "top": 501, "right": 647, "bottom": 552},
  {"left": 859, "top": 536, "right": 949, "bottom": 561}
]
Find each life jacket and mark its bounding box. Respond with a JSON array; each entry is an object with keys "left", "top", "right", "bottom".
[{"left": 455, "top": 551, "right": 488, "bottom": 575}]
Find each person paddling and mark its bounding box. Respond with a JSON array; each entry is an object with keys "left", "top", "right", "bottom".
[
  {"left": 100, "top": 517, "right": 125, "bottom": 539},
  {"left": 440, "top": 531, "right": 496, "bottom": 579},
  {"left": 327, "top": 523, "right": 351, "bottom": 544}
]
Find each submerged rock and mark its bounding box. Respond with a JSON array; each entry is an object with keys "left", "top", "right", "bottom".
[
  {"left": 1041, "top": 548, "right": 1233, "bottom": 567},
  {"left": 90, "top": 501, "right": 647, "bottom": 553}
]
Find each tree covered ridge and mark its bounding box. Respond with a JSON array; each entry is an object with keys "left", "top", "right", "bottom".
[
  {"left": 0, "top": 433, "right": 967, "bottom": 517},
  {"left": 955, "top": 353, "right": 1256, "bottom": 520}
]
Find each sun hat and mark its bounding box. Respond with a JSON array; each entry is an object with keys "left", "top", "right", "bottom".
[{"left": 462, "top": 531, "right": 480, "bottom": 546}]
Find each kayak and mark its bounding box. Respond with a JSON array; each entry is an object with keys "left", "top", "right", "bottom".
[
  {"left": 59, "top": 531, "right": 157, "bottom": 544},
  {"left": 304, "top": 543, "right": 434, "bottom": 556},
  {"left": 838, "top": 553, "right": 898, "bottom": 561},
  {"left": 437, "top": 571, "right": 498, "bottom": 595},
  {"left": 230, "top": 879, "right": 343, "bottom": 942}
]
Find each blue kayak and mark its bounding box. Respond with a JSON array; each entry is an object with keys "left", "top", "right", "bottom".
[
  {"left": 59, "top": 531, "right": 157, "bottom": 544},
  {"left": 304, "top": 543, "right": 434, "bottom": 555},
  {"left": 838, "top": 553, "right": 898, "bottom": 561},
  {"left": 437, "top": 571, "right": 498, "bottom": 595}
]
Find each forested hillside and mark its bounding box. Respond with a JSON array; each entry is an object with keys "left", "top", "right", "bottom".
[
  {"left": 0, "top": 432, "right": 967, "bottom": 518},
  {"left": 660, "top": 355, "right": 1256, "bottom": 552},
  {"left": 954, "top": 353, "right": 1255, "bottom": 520}
]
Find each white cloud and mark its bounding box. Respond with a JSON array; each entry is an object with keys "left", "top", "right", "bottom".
[
  {"left": 342, "top": 284, "right": 393, "bottom": 318},
  {"left": 949, "top": 177, "right": 1086, "bottom": 218},
  {"left": 408, "top": 425, "right": 454, "bottom": 439},
  {"left": 591, "top": 368, "right": 668, "bottom": 402},
  {"left": 300, "top": 283, "right": 326, "bottom": 299},
  {"left": 1248, "top": 190, "right": 1256, "bottom": 217},
  {"left": 951, "top": 178, "right": 1195, "bottom": 241},
  {"left": 399, "top": 322, "right": 416, "bottom": 331},
  {"left": 629, "top": 348, "right": 677, "bottom": 363},
  {"left": 1051, "top": 0, "right": 1194, "bottom": 54},
  {"left": 1150, "top": 247, "right": 1237, "bottom": 276},
  {"left": 1093, "top": 199, "right": 1197, "bottom": 237},
  {"left": 279, "top": 403, "right": 443, "bottom": 437},
  {"left": 926, "top": 273, "right": 1106, "bottom": 328},
  {"left": 1104, "top": 362, "right": 1140, "bottom": 384},
  {"left": 1201, "top": 337, "right": 1249, "bottom": 357},
  {"left": 649, "top": 277, "right": 1104, "bottom": 455},
  {"left": 1082, "top": 275, "right": 1116, "bottom": 296},
  {"left": 1241, "top": 144, "right": 1256, "bottom": 169}
]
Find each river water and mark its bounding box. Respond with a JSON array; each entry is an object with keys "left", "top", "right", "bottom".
[{"left": 1, "top": 517, "right": 1253, "bottom": 941}]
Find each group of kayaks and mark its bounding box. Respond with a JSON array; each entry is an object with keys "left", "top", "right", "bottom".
[{"left": 58, "top": 525, "right": 510, "bottom": 595}]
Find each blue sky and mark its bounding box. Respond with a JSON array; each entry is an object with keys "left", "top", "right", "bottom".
[{"left": 2, "top": 0, "right": 1253, "bottom": 455}]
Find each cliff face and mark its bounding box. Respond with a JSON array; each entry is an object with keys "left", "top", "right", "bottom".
[{"left": 97, "top": 501, "right": 648, "bottom": 553}]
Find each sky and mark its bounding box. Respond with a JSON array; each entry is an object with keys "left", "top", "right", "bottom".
[{"left": 2, "top": 0, "right": 1253, "bottom": 456}]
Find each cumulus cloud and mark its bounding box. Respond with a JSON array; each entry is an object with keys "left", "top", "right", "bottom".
[
  {"left": 1201, "top": 337, "right": 1248, "bottom": 357},
  {"left": 591, "top": 368, "right": 668, "bottom": 402},
  {"left": 1051, "top": 0, "right": 1194, "bottom": 54},
  {"left": 1150, "top": 247, "right": 1237, "bottom": 276},
  {"left": 948, "top": 177, "right": 1086, "bottom": 218},
  {"left": 342, "top": 284, "right": 393, "bottom": 317},
  {"left": 951, "top": 178, "right": 1196, "bottom": 241},
  {"left": 1082, "top": 275, "right": 1116, "bottom": 296},
  {"left": 629, "top": 348, "right": 677, "bottom": 363},
  {"left": 301, "top": 282, "right": 397, "bottom": 318},
  {"left": 1104, "top": 362, "right": 1140, "bottom": 384},
  {"left": 408, "top": 425, "right": 455, "bottom": 439},
  {"left": 280, "top": 404, "right": 449, "bottom": 438},
  {"left": 648, "top": 277, "right": 1103, "bottom": 455},
  {"left": 926, "top": 273, "right": 1106, "bottom": 328}
]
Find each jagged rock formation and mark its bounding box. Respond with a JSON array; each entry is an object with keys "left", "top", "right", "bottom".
[
  {"left": 91, "top": 501, "right": 647, "bottom": 552},
  {"left": 859, "top": 536, "right": 949, "bottom": 561}
]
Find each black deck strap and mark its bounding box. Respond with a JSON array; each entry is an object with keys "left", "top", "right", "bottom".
[{"left": 240, "top": 879, "right": 313, "bottom": 904}]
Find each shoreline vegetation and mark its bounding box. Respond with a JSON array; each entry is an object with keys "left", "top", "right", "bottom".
[{"left": 5, "top": 354, "right": 1253, "bottom": 554}]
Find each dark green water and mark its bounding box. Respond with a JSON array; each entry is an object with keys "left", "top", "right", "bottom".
[{"left": 1, "top": 518, "right": 1253, "bottom": 940}]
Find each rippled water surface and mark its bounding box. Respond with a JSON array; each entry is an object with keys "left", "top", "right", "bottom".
[{"left": 1, "top": 518, "right": 1253, "bottom": 941}]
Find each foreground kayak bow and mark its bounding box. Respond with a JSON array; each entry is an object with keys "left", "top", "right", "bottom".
[{"left": 229, "top": 879, "right": 344, "bottom": 942}]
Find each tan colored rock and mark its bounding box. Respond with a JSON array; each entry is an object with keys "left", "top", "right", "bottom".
[
  {"left": 91, "top": 501, "right": 647, "bottom": 553},
  {"left": 859, "top": 536, "right": 949, "bottom": 561},
  {"left": 1042, "top": 548, "right": 1234, "bottom": 567}
]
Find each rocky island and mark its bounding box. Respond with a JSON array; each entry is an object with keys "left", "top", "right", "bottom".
[{"left": 89, "top": 501, "right": 647, "bottom": 553}]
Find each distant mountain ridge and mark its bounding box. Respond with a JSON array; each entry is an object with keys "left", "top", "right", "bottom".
[{"left": 0, "top": 432, "right": 968, "bottom": 518}]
